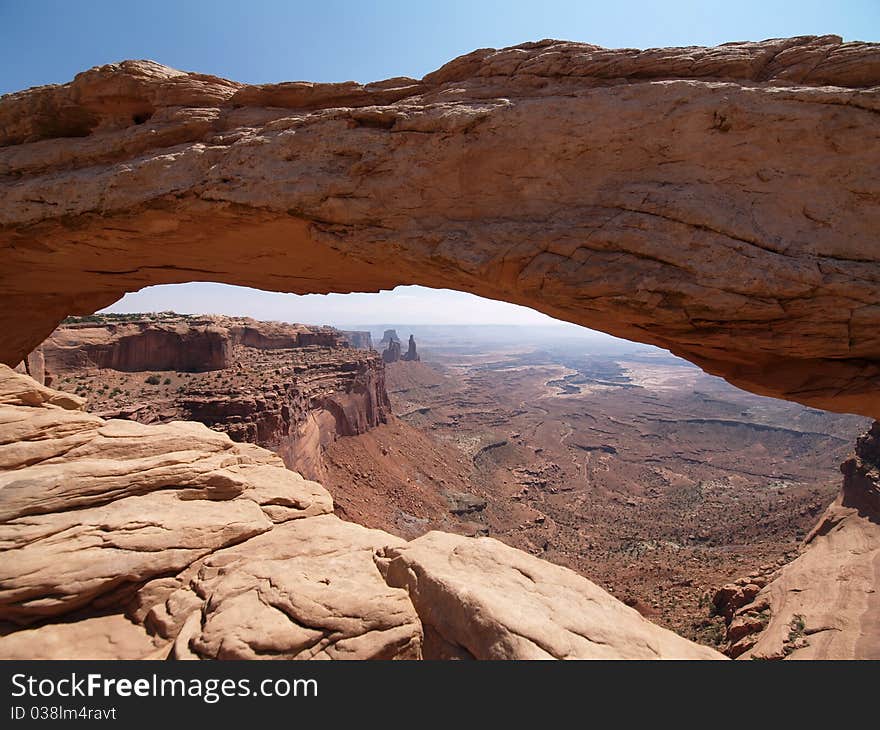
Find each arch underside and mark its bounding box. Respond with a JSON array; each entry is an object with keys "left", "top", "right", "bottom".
[{"left": 1, "top": 36, "right": 879, "bottom": 417}]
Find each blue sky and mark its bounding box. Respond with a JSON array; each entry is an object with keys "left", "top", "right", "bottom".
[
  {"left": 2, "top": 0, "right": 878, "bottom": 93},
  {"left": 3, "top": 1, "right": 877, "bottom": 325}
]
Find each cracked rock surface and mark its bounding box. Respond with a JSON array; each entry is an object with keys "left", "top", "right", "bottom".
[
  {"left": 377, "top": 531, "right": 725, "bottom": 659},
  {"left": 1, "top": 36, "right": 879, "bottom": 417}
]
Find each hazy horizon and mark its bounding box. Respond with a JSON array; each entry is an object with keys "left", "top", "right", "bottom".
[
  {"left": 101, "top": 283, "right": 578, "bottom": 328},
  {"left": 98, "top": 282, "right": 664, "bottom": 356}
]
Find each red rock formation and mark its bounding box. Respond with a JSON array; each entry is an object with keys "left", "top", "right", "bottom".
[
  {"left": 226, "top": 320, "right": 346, "bottom": 349},
  {"left": 44, "top": 320, "right": 233, "bottom": 373},
  {"left": 0, "top": 36, "right": 879, "bottom": 660},
  {"left": 380, "top": 330, "right": 400, "bottom": 346},
  {"left": 714, "top": 421, "right": 880, "bottom": 659},
  {"left": 1, "top": 37, "right": 879, "bottom": 416},
  {"left": 178, "top": 352, "right": 391, "bottom": 481},
  {"left": 39, "top": 315, "right": 390, "bottom": 481},
  {"left": 0, "top": 365, "right": 725, "bottom": 660},
  {"left": 402, "top": 334, "right": 420, "bottom": 362},
  {"left": 13, "top": 346, "right": 45, "bottom": 385},
  {"left": 382, "top": 339, "right": 402, "bottom": 363}
]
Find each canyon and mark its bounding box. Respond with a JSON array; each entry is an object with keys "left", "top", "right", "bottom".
[
  {"left": 323, "top": 331, "right": 871, "bottom": 647},
  {"left": 0, "top": 35, "right": 879, "bottom": 659},
  {"left": 36, "top": 314, "right": 390, "bottom": 481}
]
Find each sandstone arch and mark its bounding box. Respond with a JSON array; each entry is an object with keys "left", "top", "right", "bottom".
[{"left": 2, "top": 35, "right": 879, "bottom": 416}]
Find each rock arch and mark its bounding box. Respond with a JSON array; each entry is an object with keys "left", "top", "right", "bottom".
[{"left": 1, "top": 35, "right": 879, "bottom": 416}]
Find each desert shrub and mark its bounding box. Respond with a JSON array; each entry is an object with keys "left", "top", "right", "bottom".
[
  {"left": 163, "top": 378, "right": 172, "bottom": 385},
  {"left": 145, "top": 374, "right": 161, "bottom": 385}
]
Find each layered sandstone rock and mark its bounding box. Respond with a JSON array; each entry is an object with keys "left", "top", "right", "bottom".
[
  {"left": 44, "top": 319, "right": 232, "bottom": 373},
  {"left": 37, "top": 315, "right": 390, "bottom": 481},
  {"left": 717, "top": 422, "right": 880, "bottom": 659},
  {"left": 42, "top": 315, "right": 349, "bottom": 375},
  {"left": 163, "top": 515, "right": 423, "bottom": 660},
  {"left": 0, "top": 366, "right": 724, "bottom": 660},
  {"left": 0, "top": 615, "right": 167, "bottom": 660},
  {"left": 13, "top": 347, "right": 44, "bottom": 385},
  {"left": 377, "top": 531, "right": 724, "bottom": 659},
  {"left": 0, "top": 364, "right": 412, "bottom": 659},
  {"left": 0, "top": 366, "right": 333, "bottom": 626},
  {"left": 226, "top": 319, "right": 346, "bottom": 349},
  {"left": 1, "top": 37, "right": 879, "bottom": 417}
]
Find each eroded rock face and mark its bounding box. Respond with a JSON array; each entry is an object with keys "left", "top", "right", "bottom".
[
  {"left": 13, "top": 347, "right": 44, "bottom": 385},
  {"left": 377, "top": 531, "right": 725, "bottom": 659},
  {"left": 0, "top": 615, "right": 167, "bottom": 660},
  {"left": 0, "top": 366, "right": 333, "bottom": 626},
  {"left": 44, "top": 320, "right": 233, "bottom": 372},
  {"left": 163, "top": 515, "right": 423, "bottom": 660},
  {"left": 717, "top": 422, "right": 880, "bottom": 659},
  {"left": 1, "top": 36, "right": 879, "bottom": 416},
  {"left": 37, "top": 315, "right": 390, "bottom": 481},
  {"left": 226, "top": 320, "right": 346, "bottom": 349},
  {"left": 0, "top": 366, "right": 724, "bottom": 659},
  {"left": 42, "top": 315, "right": 350, "bottom": 375}
]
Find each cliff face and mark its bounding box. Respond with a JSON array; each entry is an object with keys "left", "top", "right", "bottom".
[
  {"left": 39, "top": 316, "right": 390, "bottom": 481},
  {"left": 44, "top": 320, "right": 233, "bottom": 373},
  {"left": 181, "top": 353, "right": 391, "bottom": 481},
  {"left": 13, "top": 346, "right": 45, "bottom": 385},
  {"left": 1, "top": 37, "right": 879, "bottom": 417},
  {"left": 0, "top": 365, "right": 724, "bottom": 660},
  {"left": 43, "top": 316, "right": 350, "bottom": 375},
  {"left": 713, "top": 422, "right": 880, "bottom": 659},
  {"left": 342, "top": 330, "right": 373, "bottom": 349},
  {"left": 227, "top": 321, "right": 347, "bottom": 349}
]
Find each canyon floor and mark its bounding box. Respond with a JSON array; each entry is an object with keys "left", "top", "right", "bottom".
[{"left": 320, "top": 328, "right": 870, "bottom": 647}]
